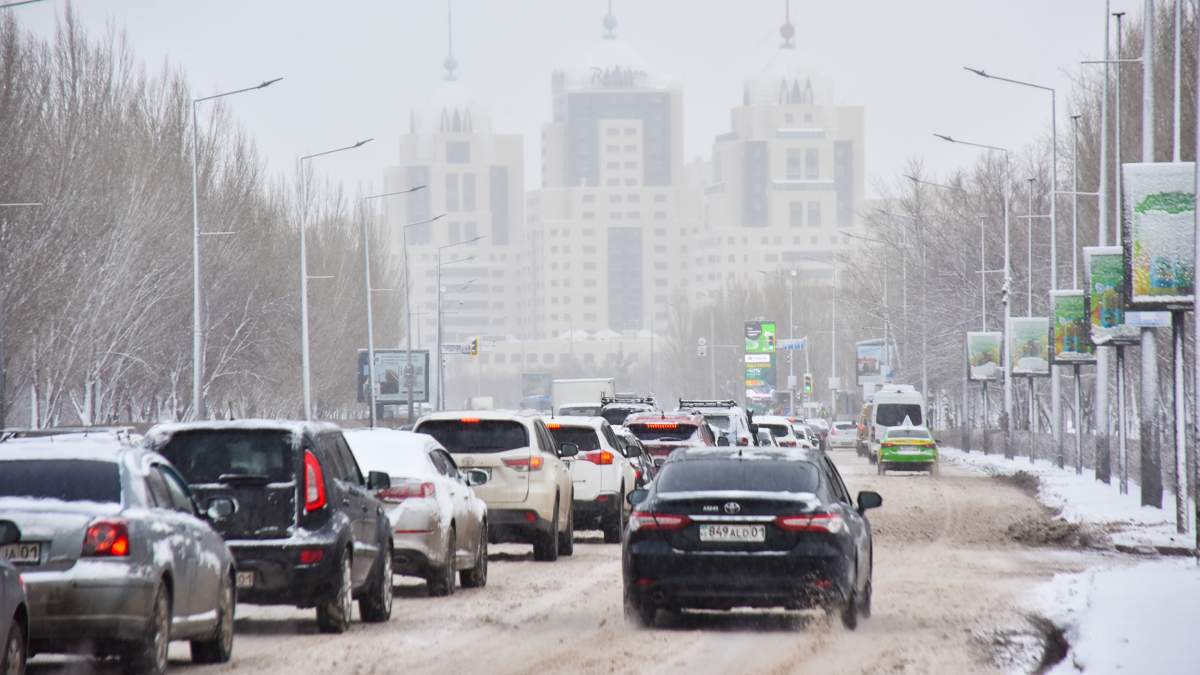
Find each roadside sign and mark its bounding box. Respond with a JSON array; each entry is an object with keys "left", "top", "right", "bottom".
[
  {"left": 778, "top": 337, "right": 807, "bottom": 351},
  {"left": 744, "top": 354, "right": 771, "bottom": 364},
  {"left": 828, "top": 377, "right": 841, "bottom": 390},
  {"left": 1124, "top": 310, "right": 1171, "bottom": 327},
  {"left": 357, "top": 349, "right": 429, "bottom": 404},
  {"left": 697, "top": 345, "right": 708, "bottom": 357},
  {"left": 442, "top": 343, "right": 469, "bottom": 355}
]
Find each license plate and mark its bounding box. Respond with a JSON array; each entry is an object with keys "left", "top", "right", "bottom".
[
  {"left": 0, "top": 542, "right": 41, "bottom": 564},
  {"left": 236, "top": 571, "right": 255, "bottom": 589},
  {"left": 698, "top": 524, "right": 766, "bottom": 543}
]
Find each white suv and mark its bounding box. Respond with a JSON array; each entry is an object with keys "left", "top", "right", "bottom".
[
  {"left": 547, "top": 417, "right": 637, "bottom": 543},
  {"left": 678, "top": 399, "right": 754, "bottom": 446},
  {"left": 414, "top": 411, "right": 576, "bottom": 561},
  {"left": 827, "top": 421, "right": 858, "bottom": 450}
]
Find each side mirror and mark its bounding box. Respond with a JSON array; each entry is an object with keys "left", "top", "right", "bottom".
[
  {"left": 624, "top": 443, "right": 643, "bottom": 458},
  {"left": 206, "top": 497, "right": 236, "bottom": 521},
  {"left": 856, "top": 490, "right": 883, "bottom": 512},
  {"left": 0, "top": 520, "right": 20, "bottom": 546},
  {"left": 717, "top": 436, "right": 731, "bottom": 447},
  {"left": 367, "top": 471, "right": 392, "bottom": 490},
  {"left": 464, "top": 468, "right": 490, "bottom": 487},
  {"left": 559, "top": 442, "right": 580, "bottom": 458},
  {"left": 627, "top": 488, "right": 649, "bottom": 506}
]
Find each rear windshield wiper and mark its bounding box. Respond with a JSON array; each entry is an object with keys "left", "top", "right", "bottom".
[{"left": 216, "top": 473, "right": 272, "bottom": 486}]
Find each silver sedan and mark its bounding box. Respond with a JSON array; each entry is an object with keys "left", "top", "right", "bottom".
[
  {"left": 0, "top": 432, "right": 236, "bottom": 674},
  {"left": 344, "top": 429, "right": 489, "bottom": 596},
  {"left": 0, "top": 520, "right": 29, "bottom": 675}
]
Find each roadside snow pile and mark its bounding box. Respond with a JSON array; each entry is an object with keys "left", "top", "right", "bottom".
[
  {"left": 942, "top": 447, "right": 1193, "bottom": 552},
  {"left": 1032, "top": 559, "right": 1200, "bottom": 674}
]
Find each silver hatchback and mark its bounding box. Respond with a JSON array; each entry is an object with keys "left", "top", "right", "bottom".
[{"left": 0, "top": 432, "right": 237, "bottom": 674}]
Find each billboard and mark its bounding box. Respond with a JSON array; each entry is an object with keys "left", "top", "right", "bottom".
[
  {"left": 744, "top": 353, "right": 777, "bottom": 412},
  {"left": 966, "top": 332, "right": 1003, "bottom": 381},
  {"left": 1121, "top": 162, "right": 1195, "bottom": 308},
  {"left": 1009, "top": 317, "right": 1050, "bottom": 376},
  {"left": 744, "top": 321, "right": 777, "bottom": 353},
  {"left": 357, "top": 349, "right": 430, "bottom": 404},
  {"left": 855, "top": 339, "right": 894, "bottom": 386},
  {"left": 1050, "top": 290, "right": 1095, "bottom": 364},
  {"left": 1083, "top": 245, "right": 1141, "bottom": 346},
  {"left": 520, "top": 372, "right": 553, "bottom": 412}
]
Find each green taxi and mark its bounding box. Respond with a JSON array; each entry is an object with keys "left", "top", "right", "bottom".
[{"left": 877, "top": 426, "right": 938, "bottom": 476}]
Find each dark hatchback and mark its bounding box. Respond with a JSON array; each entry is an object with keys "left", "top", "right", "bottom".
[
  {"left": 146, "top": 421, "right": 395, "bottom": 633},
  {"left": 622, "top": 447, "right": 881, "bottom": 629}
]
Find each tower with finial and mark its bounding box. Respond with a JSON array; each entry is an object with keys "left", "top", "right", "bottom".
[
  {"left": 443, "top": 0, "right": 458, "bottom": 81},
  {"left": 603, "top": 0, "right": 617, "bottom": 40},
  {"left": 780, "top": 0, "right": 795, "bottom": 49}
]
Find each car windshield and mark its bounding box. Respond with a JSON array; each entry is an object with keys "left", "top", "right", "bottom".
[
  {"left": 0, "top": 459, "right": 121, "bottom": 503},
  {"left": 887, "top": 429, "right": 931, "bottom": 440},
  {"left": 559, "top": 405, "right": 602, "bottom": 416},
  {"left": 760, "top": 424, "right": 791, "bottom": 438},
  {"left": 834, "top": 422, "right": 856, "bottom": 431},
  {"left": 549, "top": 426, "right": 602, "bottom": 451},
  {"left": 159, "top": 429, "right": 294, "bottom": 484},
  {"left": 418, "top": 420, "right": 529, "bottom": 453},
  {"left": 876, "top": 403, "right": 923, "bottom": 427},
  {"left": 628, "top": 422, "right": 698, "bottom": 442},
  {"left": 656, "top": 459, "right": 819, "bottom": 494},
  {"left": 703, "top": 415, "right": 731, "bottom": 430},
  {"left": 601, "top": 407, "right": 643, "bottom": 426}
]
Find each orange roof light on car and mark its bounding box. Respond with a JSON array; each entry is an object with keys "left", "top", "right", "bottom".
[{"left": 460, "top": 417, "right": 481, "bottom": 424}]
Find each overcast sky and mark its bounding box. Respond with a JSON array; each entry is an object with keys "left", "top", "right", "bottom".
[{"left": 14, "top": 1, "right": 1127, "bottom": 198}]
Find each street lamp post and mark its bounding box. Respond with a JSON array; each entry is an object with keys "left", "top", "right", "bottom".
[
  {"left": 359, "top": 187, "right": 429, "bottom": 427},
  {"left": 435, "top": 237, "right": 484, "bottom": 410},
  {"left": 298, "top": 138, "right": 373, "bottom": 421},
  {"left": 189, "top": 77, "right": 281, "bottom": 421}
]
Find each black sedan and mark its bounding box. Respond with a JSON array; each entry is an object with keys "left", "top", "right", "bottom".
[{"left": 622, "top": 447, "right": 881, "bottom": 629}]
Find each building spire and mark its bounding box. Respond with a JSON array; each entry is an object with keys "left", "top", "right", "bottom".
[
  {"left": 780, "top": 0, "right": 796, "bottom": 49},
  {"left": 443, "top": 0, "right": 459, "bottom": 81},
  {"left": 603, "top": 0, "right": 617, "bottom": 40}
]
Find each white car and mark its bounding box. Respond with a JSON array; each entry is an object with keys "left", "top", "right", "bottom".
[
  {"left": 753, "top": 415, "right": 805, "bottom": 448},
  {"left": 547, "top": 417, "right": 637, "bottom": 543},
  {"left": 678, "top": 399, "right": 754, "bottom": 446},
  {"left": 415, "top": 411, "right": 576, "bottom": 561},
  {"left": 827, "top": 421, "right": 858, "bottom": 450},
  {"left": 343, "top": 429, "right": 490, "bottom": 595}
]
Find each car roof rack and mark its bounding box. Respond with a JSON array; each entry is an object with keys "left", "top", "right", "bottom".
[
  {"left": 677, "top": 399, "right": 738, "bottom": 410},
  {"left": 0, "top": 426, "right": 136, "bottom": 444},
  {"left": 601, "top": 394, "right": 656, "bottom": 406}
]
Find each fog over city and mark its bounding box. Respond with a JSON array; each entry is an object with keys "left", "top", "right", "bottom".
[{"left": 1, "top": 1, "right": 1199, "bottom": 674}]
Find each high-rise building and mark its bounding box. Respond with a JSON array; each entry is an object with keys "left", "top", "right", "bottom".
[
  {"left": 528, "top": 7, "right": 702, "bottom": 338},
  {"left": 699, "top": 7, "right": 864, "bottom": 292}
]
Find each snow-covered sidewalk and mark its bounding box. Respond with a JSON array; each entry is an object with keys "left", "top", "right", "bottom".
[
  {"left": 1032, "top": 558, "right": 1200, "bottom": 674},
  {"left": 942, "top": 447, "right": 1195, "bottom": 553}
]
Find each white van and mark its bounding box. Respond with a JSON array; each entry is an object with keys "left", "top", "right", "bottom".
[{"left": 867, "top": 384, "right": 926, "bottom": 465}]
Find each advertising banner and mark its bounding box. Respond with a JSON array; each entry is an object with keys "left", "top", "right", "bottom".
[
  {"left": 1050, "top": 291, "right": 1095, "bottom": 364},
  {"left": 966, "top": 332, "right": 1003, "bottom": 381},
  {"left": 1121, "top": 162, "right": 1195, "bottom": 309},
  {"left": 520, "top": 372, "right": 553, "bottom": 411},
  {"left": 855, "top": 339, "right": 894, "bottom": 386},
  {"left": 744, "top": 320, "right": 777, "bottom": 353},
  {"left": 357, "top": 349, "right": 430, "bottom": 403},
  {"left": 744, "top": 353, "right": 777, "bottom": 412},
  {"left": 1009, "top": 317, "right": 1050, "bottom": 376},
  {"left": 1083, "top": 245, "right": 1141, "bottom": 346}
]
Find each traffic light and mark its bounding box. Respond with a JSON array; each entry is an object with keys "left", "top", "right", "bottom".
[
  {"left": 803, "top": 373, "right": 813, "bottom": 395},
  {"left": 766, "top": 334, "right": 776, "bottom": 351},
  {"left": 469, "top": 337, "right": 479, "bottom": 357}
]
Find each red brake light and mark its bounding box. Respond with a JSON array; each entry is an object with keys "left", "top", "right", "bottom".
[
  {"left": 298, "top": 548, "right": 325, "bottom": 565},
  {"left": 461, "top": 417, "right": 481, "bottom": 423},
  {"left": 644, "top": 423, "right": 678, "bottom": 430},
  {"left": 377, "top": 480, "right": 436, "bottom": 503},
  {"left": 82, "top": 519, "right": 130, "bottom": 557},
  {"left": 629, "top": 511, "right": 690, "bottom": 532},
  {"left": 303, "top": 450, "right": 327, "bottom": 513},
  {"left": 737, "top": 437, "right": 749, "bottom": 446},
  {"left": 503, "top": 455, "right": 543, "bottom": 471},
  {"left": 775, "top": 512, "right": 846, "bottom": 534},
  {"left": 583, "top": 450, "right": 614, "bottom": 465},
  {"left": 547, "top": 422, "right": 562, "bottom": 430}
]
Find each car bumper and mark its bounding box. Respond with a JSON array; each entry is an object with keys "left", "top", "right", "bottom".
[
  {"left": 828, "top": 438, "right": 856, "bottom": 448},
  {"left": 227, "top": 536, "right": 344, "bottom": 608},
  {"left": 487, "top": 508, "right": 555, "bottom": 544},
  {"left": 573, "top": 492, "right": 620, "bottom": 527},
  {"left": 624, "top": 540, "right": 852, "bottom": 610},
  {"left": 24, "top": 561, "right": 157, "bottom": 652},
  {"left": 880, "top": 450, "right": 937, "bottom": 465}
]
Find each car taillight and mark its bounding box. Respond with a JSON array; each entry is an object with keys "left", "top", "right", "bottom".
[
  {"left": 304, "top": 450, "right": 327, "bottom": 512},
  {"left": 583, "top": 450, "right": 614, "bottom": 465},
  {"left": 377, "top": 480, "right": 436, "bottom": 503},
  {"left": 881, "top": 442, "right": 895, "bottom": 448},
  {"left": 82, "top": 519, "right": 130, "bottom": 557},
  {"left": 780, "top": 440, "right": 797, "bottom": 447},
  {"left": 737, "top": 436, "right": 749, "bottom": 446},
  {"left": 503, "top": 455, "right": 544, "bottom": 472},
  {"left": 629, "top": 511, "right": 690, "bottom": 532},
  {"left": 775, "top": 512, "right": 846, "bottom": 534},
  {"left": 634, "top": 469, "right": 643, "bottom": 481},
  {"left": 298, "top": 548, "right": 325, "bottom": 565}
]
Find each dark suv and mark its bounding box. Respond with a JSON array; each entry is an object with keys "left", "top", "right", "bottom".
[{"left": 146, "top": 420, "right": 394, "bottom": 633}]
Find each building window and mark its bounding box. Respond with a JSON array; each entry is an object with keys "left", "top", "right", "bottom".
[
  {"left": 583, "top": 194, "right": 596, "bottom": 203},
  {"left": 808, "top": 201, "right": 822, "bottom": 227},
  {"left": 448, "top": 221, "right": 461, "bottom": 242},
  {"left": 446, "top": 141, "right": 470, "bottom": 164},
  {"left": 805, "top": 148, "right": 819, "bottom": 179},
  {"left": 787, "top": 149, "right": 803, "bottom": 179},
  {"left": 465, "top": 221, "right": 477, "bottom": 239},
  {"left": 463, "top": 173, "right": 476, "bottom": 211},
  {"left": 445, "top": 173, "right": 459, "bottom": 211},
  {"left": 610, "top": 194, "right": 623, "bottom": 203}
]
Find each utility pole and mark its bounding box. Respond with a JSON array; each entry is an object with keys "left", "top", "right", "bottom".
[
  {"left": 1138, "top": 0, "right": 1163, "bottom": 508},
  {"left": 1095, "top": 1, "right": 1113, "bottom": 484}
]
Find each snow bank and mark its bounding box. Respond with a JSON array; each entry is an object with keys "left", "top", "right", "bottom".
[
  {"left": 1033, "top": 559, "right": 1200, "bottom": 674},
  {"left": 942, "top": 447, "right": 1194, "bottom": 552}
]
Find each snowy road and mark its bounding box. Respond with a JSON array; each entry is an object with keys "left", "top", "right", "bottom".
[{"left": 31, "top": 450, "right": 1093, "bottom": 674}]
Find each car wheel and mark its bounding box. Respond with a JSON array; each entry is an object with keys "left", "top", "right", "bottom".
[
  {"left": 2, "top": 619, "right": 26, "bottom": 675},
  {"left": 841, "top": 586, "right": 859, "bottom": 630},
  {"left": 860, "top": 578, "right": 873, "bottom": 619},
  {"left": 191, "top": 572, "right": 235, "bottom": 663},
  {"left": 623, "top": 588, "right": 655, "bottom": 628},
  {"left": 125, "top": 582, "right": 170, "bottom": 675},
  {"left": 460, "top": 525, "right": 488, "bottom": 588},
  {"left": 427, "top": 528, "right": 457, "bottom": 596},
  {"left": 602, "top": 486, "right": 625, "bottom": 544},
  {"left": 316, "top": 552, "right": 353, "bottom": 633},
  {"left": 559, "top": 503, "right": 575, "bottom": 556},
  {"left": 360, "top": 543, "right": 394, "bottom": 622},
  {"left": 533, "top": 500, "right": 560, "bottom": 562},
  {"left": 868, "top": 450, "right": 877, "bottom": 465}
]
